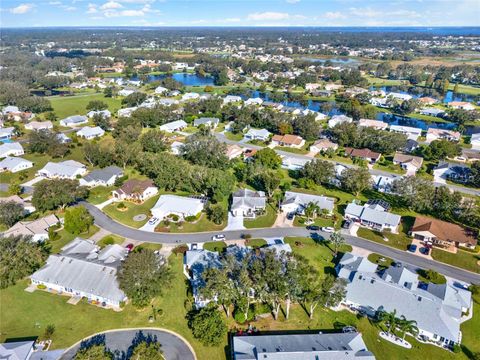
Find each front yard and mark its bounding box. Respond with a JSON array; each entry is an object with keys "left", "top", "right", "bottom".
[
  {"left": 432, "top": 248, "right": 480, "bottom": 274},
  {"left": 244, "top": 204, "right": 277, "bottom": 229},
  {"left": 155, "top": 213, "right": 225, "bottom": 233},
  {"left": 103, "top": 195, "right": 159, "bottom": 228}
]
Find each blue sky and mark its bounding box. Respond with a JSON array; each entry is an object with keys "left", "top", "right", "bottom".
[{"left": 1, "top": 0, "right": 479, "bottom": 28}]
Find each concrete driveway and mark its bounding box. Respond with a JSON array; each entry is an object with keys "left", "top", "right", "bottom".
[
  {"left": 224, "top": 212, "right": 245, "bottom": 230},
  {"left": 139, "top": 217, "right": 160, "bottom": 232},
  {"left": 21, "top": 176, "right": 45, "bottom": 187}
]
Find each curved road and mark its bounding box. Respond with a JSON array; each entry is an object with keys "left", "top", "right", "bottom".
[{"left": 82, "top": 202, "right": 480, "bottom": 284}]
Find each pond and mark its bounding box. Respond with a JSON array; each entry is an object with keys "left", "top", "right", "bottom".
[
  {"left": 300, "top": 57, "right": 361, "bottom": 66},
  {"left": 130, "top": 72, "right": 215, "bottom": 86},
  {"left": 31, "top": 89, "right": 71, "bottom": 96},
  {"left": 369, "top": 85, "right": 478, "bottom": 103}
]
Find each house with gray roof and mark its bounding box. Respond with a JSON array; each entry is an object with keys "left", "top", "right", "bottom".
[
  {"left": 87, "top": 109, "right": 111, "bottom": 119},
  {"left": 0, "top": 127, "right": 15, "bottom": 141},
  {"left": 159, "top": 120, "right": 188, "bottom": 133},
  {"left": 193, "top": 117, "right": 219, "bottom": 129},
  {"left": 3, "top": 214, "right": 59, "bottom": 242},
  {"left": 0, "top": 142, "right": 24, "bottom": 158},
  {"left": 37, "top": 160, "right": 87, "bottom": 179},
  {"left": 59, "top": 115, "right": 88, "bottom": 127},
  {"left": 30, "top": 238, "right": 127, "bottom": 308},
  {"left": 76, "top": 126, "right": 105, "bottom": 140},
  {"left": 244, "top": 128, "right": 271, "bottom": 142},
  {"left": 337, "top": 252, "right": 472, "bottom": 347},
  {"left": 233, "top": 332, "right": 375, "bottom": 360},
  {"left": 0, "top": 340, "right": 35, "bottom": 360},
  {"left": 231, "top": 189, "right": 266, "bottom": 218},
  {"left": 79, "top": 166, "right": 123, "bottom": 187},
  {"left": 344, "top": 200, "right": 401, "bottom": 232},
  {"left": 0, "top": 156, "right": 33, "bottom": 173},
  {"left": 280, "top": 191, "right": 335, "bottom": 215}
]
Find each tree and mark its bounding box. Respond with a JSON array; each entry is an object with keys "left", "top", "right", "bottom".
[
  {"left": 118, "top": 249, "right": 171, "bottom": 307},
  {"left": 340, "top": 167, "right": 372, "bottom": 196},
  {"left": 44, "top": 324, "right": 55, "bottom": 339},
  {"left": 421, "top": 140, "right": 462, "bottom": 160},
  {"left": 32, "top": 179, "right": 89, "bottom": 212},
  {"left": 8, "top": 182, "right": 22, "bottom": 196},
  {"left": 92, "top": 113, "right": 111, "bottom": 131},
  {"left": 188, "top": 306, "right": 227, "bottom": 346},
  {"left": 181, "top": 133, "right": 228, "bottom": 169},
  {"left": 114, "top": 141, "right": 141, "bottom": 169},
  {"left": 86, "top": 100, "right": 108, "bottom": 111},
  {"left": 200, "top": 267, "right": 236, "bottom": 317},
  {"left": 122, "top": 92, "right": 147, "bottom": 107},
  {"left": 328, "top": 231, "right": 345, "bottom": 256},
  {"left": 304, "top": 202, "right": 320, "bottom": 222},
  {"left": 140, "top": 130, "right": 168, "bottom": 153},
  {"left": 103, "top": 87, "right": 114, "bottom": 98},
  {"left": 377, "top": 309, "right": 399, "bottom": 335},
  {"left": 64, "top": 206, "right": 93, "bottom": 235},
  {"left": 0, "top": 201, "right": 24, "bottom": 227},
  {"left": 254, "top": 148, "right": 282, "bottom": 169},
  {"left": 391, "top": 177, "right": 434, "bottom": 212},
  {"left": 292, "top": 114, "right": 321, "bottom": 141},
  {"left": 206, "top": 203, "right": 227, "bottom": 225},
  {"left": 75, "top": 345, "right": 112, "bottom": 360},
  {"left": 28, "top": 130, "right": 69, "bottom": 158},
  {"left": 253, "top": 171, "right": 280, "bottom": 198},
  {"left": 130, "top": 341, "right": 163, "bottom": 360},
  {"left": 0, "top": 235, "right": 48, "bottom": 289},
  {"left": 301, "top": 159, "right": 335, "bottom": 186}
]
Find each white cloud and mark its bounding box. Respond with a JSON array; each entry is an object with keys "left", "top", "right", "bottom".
[
  {"left": 86, "top": 3, "right": 97, "bottom": 13},
  {"left": 48, "top": 1, "right": 62, "bottom": 5},
  {"left": 10, "top": 3, "right": 34, "bottom": 14},
  {"left": 348, "top": 7, "right": 381, "bottom": 18},
  {"left": 247, "top": 12, "right": 290, "bottom": 21},
  {"left": 62, "top": 5, "right": 77, "bottom": 11},
  {"left": 104, "top": 8, "right": 144, "bottom": 17},
  {"left": 100, "top": 1, "right": 123, "bottom": 10},
  {"left": 324, "top": 11, "right": 346, "bottom": 20}
]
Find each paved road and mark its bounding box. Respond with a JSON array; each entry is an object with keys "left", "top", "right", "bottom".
[
  {"left": 82, "top": 202, "right": 480, "bottom": 284},
  {"left": 60, "top": 329, "right": 195, "bottom": 360}
]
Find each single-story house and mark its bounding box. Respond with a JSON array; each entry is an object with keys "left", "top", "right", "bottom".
[
  {"left": 154, "top": 86, "right": 168, "bottom": 95},
  {"left": 231, "top": 189, "right": 266, "bottom": 218},
  {"left": 57, "top": 133, "right": 72, "bottom": 143},
  {"left": 0, "top": 142, "right": 24, "bottom": 158},
  {"left": 170, "top": 141, "right": 184, "bottom": 155},
  {"left": 159, "top": 120, "right": 188, "bottom": 133},
  {"left": 447, "top": 101, "right": 475, "bottom": 111},
  {"left": 25, "top": 121, "right": 53, "bottom": 131},
  {"left": 344, "top": 147, "right": 381, "bottom": 163},
  {"left": 420, "top": 108, "right": 446, "bottom": 117},
  {"left": 223, "top": 95, "right": 242, "bottom": 104},
  {"left": 112, "top": 179, "right": 158, "bottom": 202},
  {"left": 151, "top": 194, "right": 204, "bottom": 221},
  {"left": 403, "top": 139, "right": 419, "bottom": 153},
  {"left": 337, "top": 252, "right": 472, "bottom": 346},
  {"left": 0, "top": 195, "right": 35, "bottom": 214},
  {"left": 411, "top": 216, "right": 477, "bottom": 250},
  {"left": 193, "top": 117, "right": 219, "bottom": 129},
  {"left": 393, "top": 152, "right": 423, "bottom": 175},
  {"left": 158, "top": 98, "right": 179, "bottom": 106},
  {"left": 225, "top": 144, "right": 244, "bottom": 160},
  {"left": 117, "top": 107, "right": 138, "bottom": 117},
  {"left": 301, "top": 109, "right": 327, "bottom": 121},
  {"left": 37, "top": 160, "right": 87, "bottom": 179},
  {"left": 460, "top": 149, "right": 480, "bottom": 163},
  {"left": 358, "top": 118, "right": 388, "bottom": 130},
  {"left": 3, "top": 214, "right": 59, "bottom": 242},
  {"left": 389, "top": 125, "right": 422, "bottom": 141},
  {"left": 232, "top": 332, "right": 374, "bottom": 360},
  {"left": 344, "top": 200, "right": 400, "bottom": 232},
  {"left": 118, "top": 89, "right": 135, "bottom": 97},
  {"left": 87, "top": 109, "right": 111, "bottom": 118},
  {"left": 418, "top": 97, "right": 438, "bottom": 105},
  {"left": 271, "top": 134, "right": 305, "bottom": 149},
  {"left": 182, "top": 92, "right": 200, "bottom": 101},
  {"left": 470, "top": 133, "right": 480, "bottom": 150},
  {"left": 387, "top": 92, "right": 413, "bottom": 101},
  {"left": 30, "top": 238, "right": 127, "bottom": 308},
  {"left": 2, "top": 105, "right": 19, "bottom": 114},
  {"left": 0, "top": 127, "right": 15, "bottom": 141},
  {"left": 76, "top": 126, "right": 105, "bottom": 140},
  {"left": 79, "top": 166, "right": 123, "bottom": 187},
  {"left": 372, "top": 174, "right": 398, "bottom": 194},
  {"left": 244, "top": 97, "right": 263, "bottom": 106},
  {"left": 59, "top": 115, "right": 88, "bottom": 127},
  {"left": 0, "top": 340, "right": 35, "bottom": 360},
  {"left": 370, "top": 97, "right": 389, "bottom": 108},
  {"left": 433, "top": 162, "right": 473, "bottom": 184},
  {"left": 280, "top": 191, "right": 334, "bottom": 215},
  {"left": 309, "top": 139, "right": 338, "bottom": 153},
  {"left": 328, "top": 115, "right": 353, "bottom": 128},
  {"left": 0, "top": 156, "right": 33, "bottom": 173},
  {"left": 244, "top": 128, "right": 271, "bottom": 142},
  {"left": 281, "top": 156, "right": 310, "bottom": 171}
]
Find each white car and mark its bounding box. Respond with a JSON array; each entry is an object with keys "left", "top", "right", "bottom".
[
  {"left": 321, "top": 227, "right": 335, "bottom": 233},
  {"left": 212, "top": 234, "right": 226, "bottom": 241}
]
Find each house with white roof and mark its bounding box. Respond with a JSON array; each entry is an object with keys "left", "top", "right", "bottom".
[
  {"left": 2, "top": 105, "right": 19, "bottom": 114},
  {"left": 76, "top": 126, "right": 105, "bottom": 140},
  {"left": 0, "top": 127, "right": 15, "bottom": 141},
  {"left": 387, "top": 92, "right": 413, "bottom": 101},
  {"left": 79, "top": 166, "right": 123, "bottom": 187},
  {"left": 244, "top": 97, "right": 263, "bottom": 106},
  {"left": 0, "top": 156, "right": 33, "bottom": 173},
  {"left": 344, "top": 200, "right": 401, "bottom": 232},
  {"left": 59, "top": 115, "right": 88, "bottom": 127},
  {"left": 420, "top": 108, "right": 446, "bottom": 117},
  {"left": 244, "top": 128, "right": 271, "bottom": 142},
  {"left": 370, "top": 97, "right": 389, "bottom": 108},
  {"left": 4, "top": 214, "right": 59, "bottom": 242},
  {"left": 337, "top": 252, "right": 472, "bottom": 347},
  {"left": 447, "top": 101, "right": 475, "bottom": 111},
  {"left": 154, "top": 86, "right": 168, "bottom": 95},
  {"left": 223, "top": 95, "right": 242, "bottom": 104},
  {"left": 281, "top": 156, "right": 311, "bottom": 171},
  {"left": 158, "top": 98, "right": 179, "bottom": 106},
  {"left": 358, "top": 118, "right": 388, "bottom": 130},
  {"left": 0, "top": 340, "right": 35, "bottom": 360},
  {"left": 182, "top": 92, "right": 200, "bottom": 101},
  {"left": 426, "top": 128, "right": 461, "bottom": 143},
  {"left": 37, "top": 160, "right": 87, "bottom": 179},
  {"left": 470, "top": 133, "right": 480, "bottom": 150},
  {"left": 159, "top": 120, "right": 188, "bottom": 133},
  {"left": 328, "top": 115, "right": 353, "bottom": 128},
  {"left": 389, "top": 125, "right": 422, "bottom": 140},
  {"left": 25, "top": 121, "right": 53, "bottom": 131},
  {"left": 57, "top": 133, "right": 71, "bottom": 143},
  {"left": 30, "top": 238, "right": 127, "bottom": 308},
  {"left": 170, "top": 141, "right": 184, "bottom": 155},
  {"left": 280, "top": 191, "right": 334, "bottom": 215},
  {"left": 151, "top": 194, "right": 204, "bottom": 221},
  {"left": 0, "top": 142, "right": 24, "bottom": 158},
  {"left": 193, "top": 117, "right": 219, "bottom": 129},
  {"left": 87, "top": 109, "right": 111, "bottom": 118},
  {"left": 118, "top": 89, "right": 135, "bottom": 97},
  {"left": 117, "top": 107, "right": 138, "bottom": 117},
  {"left": 231, "top": 189, "right": 266, "bottom": 218}
]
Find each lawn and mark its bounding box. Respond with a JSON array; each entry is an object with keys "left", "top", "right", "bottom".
[
  {"left": 245, "top": 238, "right": 267, "bottom": 249},
  {"left": 356, "top": 227, "right": 412, "bottom": 251},
  {"left": 134, "top": 243, "right": 163, "bottom": 252},
  {"left": 224, "top": 132, "right": 244, "bottom": 141},
  {"left": 373, "top": 161, "right": 406, "bottom": 175},
  {"left": 367, "top": 253, "right": 395, "bottom": 269},
  {"left": 244, "top": 204, "right": 277, "bottom": 229},
  {"left": 96, "top": 234, "right": 125, "bottom": 248},
  {"left": 202, "top": 241, "right": 227, "bottom": 252},
  {"left": 1, "top": 153, "right": 51, "bottom": 184},
  {"left": 86, "top": 186, "right": 114, "bottom": 205},
  {"left": 49, "top": 93, "right": 122, "bottom": 119},
  {"left": 103, "top": 195, "right": 159, "bottom": 228},
  {"left": 155, "top": 213, "right": 226, "bottom": 233},
  {"left": 293, "top": 215, "right": 336, "bottom": 228},
  {"left": 431, "top": 248, "right": 480, "bottom": 274},
  {"left": 275, "top": 146, "right": 309, "bottom": 155},
  {"left": 49, "top": 225, "right": 100, "bottom": 254}
]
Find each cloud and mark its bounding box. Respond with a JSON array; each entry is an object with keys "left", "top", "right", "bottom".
[
  {"left": 324, "top": 11, "right": 346, "bottom": 19},
  {"left": 104, "top": 8, "right": 144, "bottom": 17},
  {"left": 86, "top": 3, "right": 97, "bottom": 13},
  {"left": 247, "top": 12, "right": 290, "bottom": 21},
  {"left": 100, "top": 1, "right": 123, "bottom": 10},
  {"left": 62, "top": 5, "right": 77, "bottom": 11},
  {"left": 10, "top": 3, "right": 35, "bottom": 14},
  {"left": 286, "top": 0, "right": 300, "bottom": 3}
]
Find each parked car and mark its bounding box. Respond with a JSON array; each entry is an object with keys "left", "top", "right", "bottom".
[
  {"left": 321, "top": 227, "right": 335, "bottom": 233},
  {"left": 286, "top": 213, "right": 295, "bottom": 220},
  {"left": 419, "top": 247, "right": 430, "bottom": 255},
  {"left": 212, "top": 234, "right": 226, "bottom": 241},
  {"left": 342, "top": 220, "right": 352, "bottom": 229},
  {"left": 148, "top": 217, "right": 159, "bottom": 225},
  {"left": 307, "top": 225, "right": 320, "bottom": 231},
  {"left": 125, "top": 243, "right": 134, "bottom": 252},
  {"left": 408, "top": 244, "right": 417, "bottom": 253}
]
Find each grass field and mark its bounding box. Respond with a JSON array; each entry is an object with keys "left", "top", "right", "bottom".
[
  {"left": 103, "top": 196, "right": 159, "bottom": 228},
  {"left": 49, "top": 93, "right": 122, "bottom": 119},
  {"left": 244, "top": 204, "right": 277, "bottom": 229},
  {"left": 432, "top": 248, "right": 480, "bottom": 274},
  {"left": 86, "top": 186, "right": 115, "bottom": 205}
]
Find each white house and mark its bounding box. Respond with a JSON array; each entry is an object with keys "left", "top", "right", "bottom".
[
  {"left": 4, "top": 214, "right": 59, "bottom": 242},
  {"left": 280, "top": 191, "right": 335, "bottom": 215},
  {"left": 223, "top": 95, "right": 242, "bottom": 104},
  {"left": 79, "top": 166, "right": 123, "bottom": 187},
  {"left": 0, "top": 156, "right": 33, "bottom": 173},
  {"left": 0, "top": 142, "right": 24, "bottom": 158},
  {"left": 37, "top": 160, "right": 87, "bottom": 179},
  {"left": 57, "top": 133, "right": 72, "bottom": 143},
  {"left": 389, "top": 125, "right": 422, "bottom": 140},
  {"left": 25, "top": 121, "right": 53, "bottom": 131},
  {"left": 344, "top": 200, "right": 401, "bottom": 232},
  {"left": 117, "top": 107, "right": 138, "bottom": 117},
  {"left": 244, "top": 97, "right": 263, "bottom": 106},
  {"left": 151, "top": 194, "right": 204, "bottom": 221},
  {"left": 112, "top": 179, "right": 158, "bottom": 202},
  {"left": 154, "top": 86, "right": 168, "bottom": 95},
  {"left": 118, "top": 89, "right": 135, "bottom": 97},
  {"left": 159, "top": 120, "right": 188, "bottom": 133},
  {"left": 231, "top": 189, "right": 266, "bottom": 218},
  {"left": 76, "top": 126, "right": 105, "bottom": 140},
  {"left": 244, "top": 128, "right": 271, "bottom": 141},
  {"left": 182, "top": 92, "right": 200, "bottom": 101},
  {"left": 358, "top": 118, "right": 388, "bottom": 130},
  {"left": 60, "top": 115, "right": 88, "bottom": 127},
  {"left": 328, "top": 115, "right": 352, "bottom": 128},
  {"left": 0, "top": 127, "right": 15, "bottom": 141},
  {"left": 87, "top": 110, "right": 111, "bottom": 118},
  {"left": 193, "top": 117, "right": 219, "bottom": 129},
  {"left": 448, "top": 101, "right": 475, "bottom": 111},
  {"left": 470, "top": 133, "right": 480, "bottom": 150},
  {"left": 2, "top": 105, "right": 19, "bottom": 114},
  {"left": 170, "top": 141, "right": 184, "bottom": 155},
  {"left": 370, "top": 97, "right": 389, "bottom": 108},
  {"left": 393, "top": 152, "right": 423, "bottom": 175},
  {"left": 387, "top": 92, "right": 413, "bottom": 101},
  {"left": 426, "top": 128, "right": 461, "bottom": 143}
]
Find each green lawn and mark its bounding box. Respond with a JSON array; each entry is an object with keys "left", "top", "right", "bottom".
[
  {"left": 203, "top": 241, "right": 227, "bottom": 252},
  {"left": 367, "top": 253, "right": 395, "bottom": 269},
  {"left": 293, "top": 215, "right": 336, "bottom": 228},
  {"left": 49, "top": 93, "right": 122, "bottom": 119},
  {"left": 244, "top": 204, "right": 277, "bottom": 229},
  {"left": 156, "top": 213, "right": 226, "bottom": 233},
  {"left": 134, "top": 243, "right": 163, "bottom": 252},
  {"left": 356, "top": 227, "right": 412, "bottom": 251},
  {"left": 86, "top": 186, "right": 114, "bottom": 205},
  {"left": 224, "top": 132, "right": 244, "bottom": 141},
  {"left": 103, "top": 195, "right": 159, "bottom": 228},
  {"left": 1, "top": 153, "right": 51, "bottom": 184},
  {"left": 96, "top": 234, "right": 125, "bottom": 248},
  {"left": 373, "top": 161, "right": 406, "bottom": 175},
  {"left": 275, "top": 146, "right": 309, "bottom": 155},
  {"left": 431, "top": 248, "right": 480, "bottom": 274},
  {"left": 49, "top": 225, "right": 100, "bottom": 254},
  {"left": 245, "top": 238, "right": 267, "bottom": 249}
]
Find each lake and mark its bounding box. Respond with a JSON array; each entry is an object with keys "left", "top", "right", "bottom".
[
  {"left": 369, "top": 85, "right": 478, "bottom": 103},
  {"left": 131, "top": 73, "right": 215, "bottom": 86},
  {"left": 300, "top": 57, "right": 360, "bottom": 66}
]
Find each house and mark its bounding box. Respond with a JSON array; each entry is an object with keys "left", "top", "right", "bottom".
[
  {"left": 225, "top": 144, "right": 244, "bottom": 160},
  {"left": 325, "top": 83, "right": 343, "bottom": 91},
  {"left": 244, "top": 98, "right": 263, "bottom": 106},
  {"left": 112, "top": 179, "right": 158, "bottom": 202},
  {"left": 57, "top": 133, "right": 72, "bottom": 143},
  {"left": 244, "top": 128, "right": 271, "bottom": 142},
  {"left": 387, "top": 92, "right": 413, "bottom": 101},
  {"left": 193, "top": 117, "right": 219, "bottom": 129},
  {"left": 158, "top": 98, "right": 179, "bottom": 106},
  {"left": 280, "top": 191, "right": 334, "bottom": 215},
  {"left": 0, "top": 340, "right": 35, "bottom": 360},
  {"left": 79, "top": 166, "right": 123, "bottom": 187},
  {"left": 344, "top": 200, "right": 401, "bottom": 232},
  {"left": 231, "top": 189, "right": 266, "bottom": 218},
  {"left": 337, "top": 252, "right": 472, "bottom": 347},
  {"left": 389, "top": 125, "right": 422, "bottom": 141},
  {"left": 460, "top": 149, "right": 480, "bottom": 163},
  {"left": 403, "top": 139, "right": 419, "bottom": 153},
  {"left": 271, "top": 134, "right": 305, "bottom": 149},
  {"left": 232, "top": 332, "right": 375, "bottom": 360},
  {"left": 447, "top": 101, "right": 475, "bottom": 111},
  {"left": 418, "top": 97, "right": 438, "bottom": 105},
  {"left": 159, "top": 120, "right": 188, "bottom": 133},
  {"left": 344, "top": 147, "right": 381, "bottom": 163},
  {"left": 301, "top": 109, "right": 327, "bottom": 121},
  {"left": 154, "top": 86, "right": 168, "bottom": 95},
  {"left": 182, "top": 92, "right": 200, "bottom": 101},
  {"left": 0, "top": 127, "right": 15, "bottom": 141},
  {"left": 59, "top": 115, "right": 88, "bottom": 127},
  {"left": 470, "top": 133, "right": 480, "bottom": 150},
  {"left": 372, "top": 174, "right": 398, "bottom": 194},
  {"left": 328, "top": 114, "right": 352, "bottom": 128},
  {"left": 30, "top": 238, "right": 127, "bottom": 308},
  {"left": 223, "top": 95, "right": 242, "bottom": 104},
  {"left": 0, "top": 142, "right": 24, "bottom": 158},
  {"left": 3, "top": 214, "right": 59, "bottom": 242},
  {"left": 118, "top": 89, "right": 135, "bottom": 97},
  {"left": 37, "top": 160, "right": 87, "bottom": 179},
  {"left": 25, "top": 121, "right": 53, "bottom": 131},
  {"left": 411, "top": 216, "right": 477, "bottom": 250},
  {"left": 2, "top": 105, "right": 19, "bottom": 115},
  {"left": 0, "top": 156, "right": 33, "bottom": 173},
  {"left": 281, "top": 156, "right": 310, "bottom": 171},
  {"left": 305, "top": 83, "right": 322, "bottom": 91},
  {"left": 420, "top": 108, "right": 446, "bottom": 117},
  {"left": 433, "top": 162, "right": 473, "bottom": 184},
  {"left": 151, "top": 194, "right": 204, "bottom": 221},
  {"left": 358, "top": 118, "right": 388, "bottom": 130},
  {"left": 369, "top": 97, "right": 389, "bottom": 108},
  {"left": 393, "top": 152, "right": 423, "bottom": 175},
  {"left": 87, "top": 110, "right": 111, "bottom": 118},
  {"left": 170, "top": 141, "right": 184, "bottom": 155},
  {"left": 243, "top": 148, "right": 257, "bottom": 161},
  {"left": 309, "top": 139, "right": 338, "bottom": 154},
  {"left": 117, "top": 107, "right": 138, "bottom": 117},
  {"left": 76, "top": 126, "right": 105, "bottom": 140},
  {"left": 0, "top": 195, "right": 35, "bottom": 214}
]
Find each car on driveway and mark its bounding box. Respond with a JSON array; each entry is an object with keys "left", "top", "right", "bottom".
[
  {"left": 408, "top": 244, "right": 417, "bottom": 253},
  {"left": 212, "top": 234, "right": 226, "bottom": 241},
  {"left": 321, "top": 226, "right": 335, "bottom": 233},
  {"left": 419, "top": 247, "right": 430, "bottom": 255},
  {"left": 125, "top": 243, "right": 134, "bottom": 252},
  {"left": 307, "top": 225, "right": 320, "bottom": 231},
  {"left": 148, "top": 217, "right": 159, "bottom": 225},
  {"left": 286, "top": 213, "right": 295, "bottom": 220}
]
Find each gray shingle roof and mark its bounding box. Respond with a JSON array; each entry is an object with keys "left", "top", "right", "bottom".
[
  {"left": 231, "top": 189, "right": 266, "bottom": 211},
  {"left": 82, "top": 166, "right": 123, "bottom": 183},
  {"left": 282, "top": 191, "right": 335, "bottom": 212}
]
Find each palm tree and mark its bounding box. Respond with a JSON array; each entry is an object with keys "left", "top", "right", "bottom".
[
  {"left": 304, "top": 202, "right": 320, "bottom": 223},
  {"left": 329, "top": 231, "right": 345, "bottom": 256},
  {"left": 398, "top": 316, "right": 419, "bottom": 341},
  {"left": 377, "top": 309, "right": 399, "bottom": 336}
]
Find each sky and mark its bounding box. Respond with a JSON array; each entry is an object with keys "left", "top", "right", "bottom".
[{"left": 1, "top": 0, "right": 479, "bottom": 28}]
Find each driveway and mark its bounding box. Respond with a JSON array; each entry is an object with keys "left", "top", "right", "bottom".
[
  {"left": 21, "top": 176, "right": 45, "bottom": 187},
  {"left": 224, "top": 212, "right": 245, "bottom": 230},
  {"left": 139, "top": 217, "right": 160, "bottom": 232},
  {"left": 60, "top": 329, "right": 195, "bottom": 360}
]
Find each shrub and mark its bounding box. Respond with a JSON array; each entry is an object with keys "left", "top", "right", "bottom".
[
  {"left": 117, "top": 202, "right": 127, "bottom": 209},
  {"left": 101, "top": 237, "right": 115, "bottom": 246},
  {"left": 172, "top": 245, "right": 189, "bottom": 255},
  {"left": 185, "top": 215, "right": 196, "bottom": 222}
]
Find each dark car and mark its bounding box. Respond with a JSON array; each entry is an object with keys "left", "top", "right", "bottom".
[
  {"left": 307, "top": 225, "right": 320, "bottom": 231},
  {"left": 287, "top": 213, "right": 295, "bottom": 220},
  {"left": 408, "top": 244, "right": 417, "bottom": 253},
  {"left": 419, "top": 247, "right": 430, "bottom": 255}
]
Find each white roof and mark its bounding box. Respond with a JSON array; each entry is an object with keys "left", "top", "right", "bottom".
[
  {"left": 0, "top": 156, "right": 32, "bottom": 170},
  {"left": 154, "top": 86, "right": 168, "bottom": 94},
  {"left": 39, "top": 160, "right": 86, "bottom": 177},
  {"left": 282, "top": 191, "right": 335, "bottom": 212},
  {"left": 0, "top": 142, "right": 23, "bottom": 155},
  {"left": 61, "top": 115, "right": 88, "bottom": 125},
  {"left": 151, "top": 194, "right": 204, "bottom": 218},
  {"left": 245, "top": 128, "right": 271, "bottom": 138},
  {"left": 2, "top": 105, "right": 19, "bottom": 114},
  {"left": 0, "top": 127, "right": 15, "bottom": 136},
  {"left": 87, "top": 110, "right": 111, "bottom": 118},
  {"left": 0, "top": 340, "right": 34, "bottom": 360},
  {"left": 159, "top": 120, "right": 188, "bottom": 132},
  {"left": 77, "top": 126, "right": 105, "bottom": 137}
]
